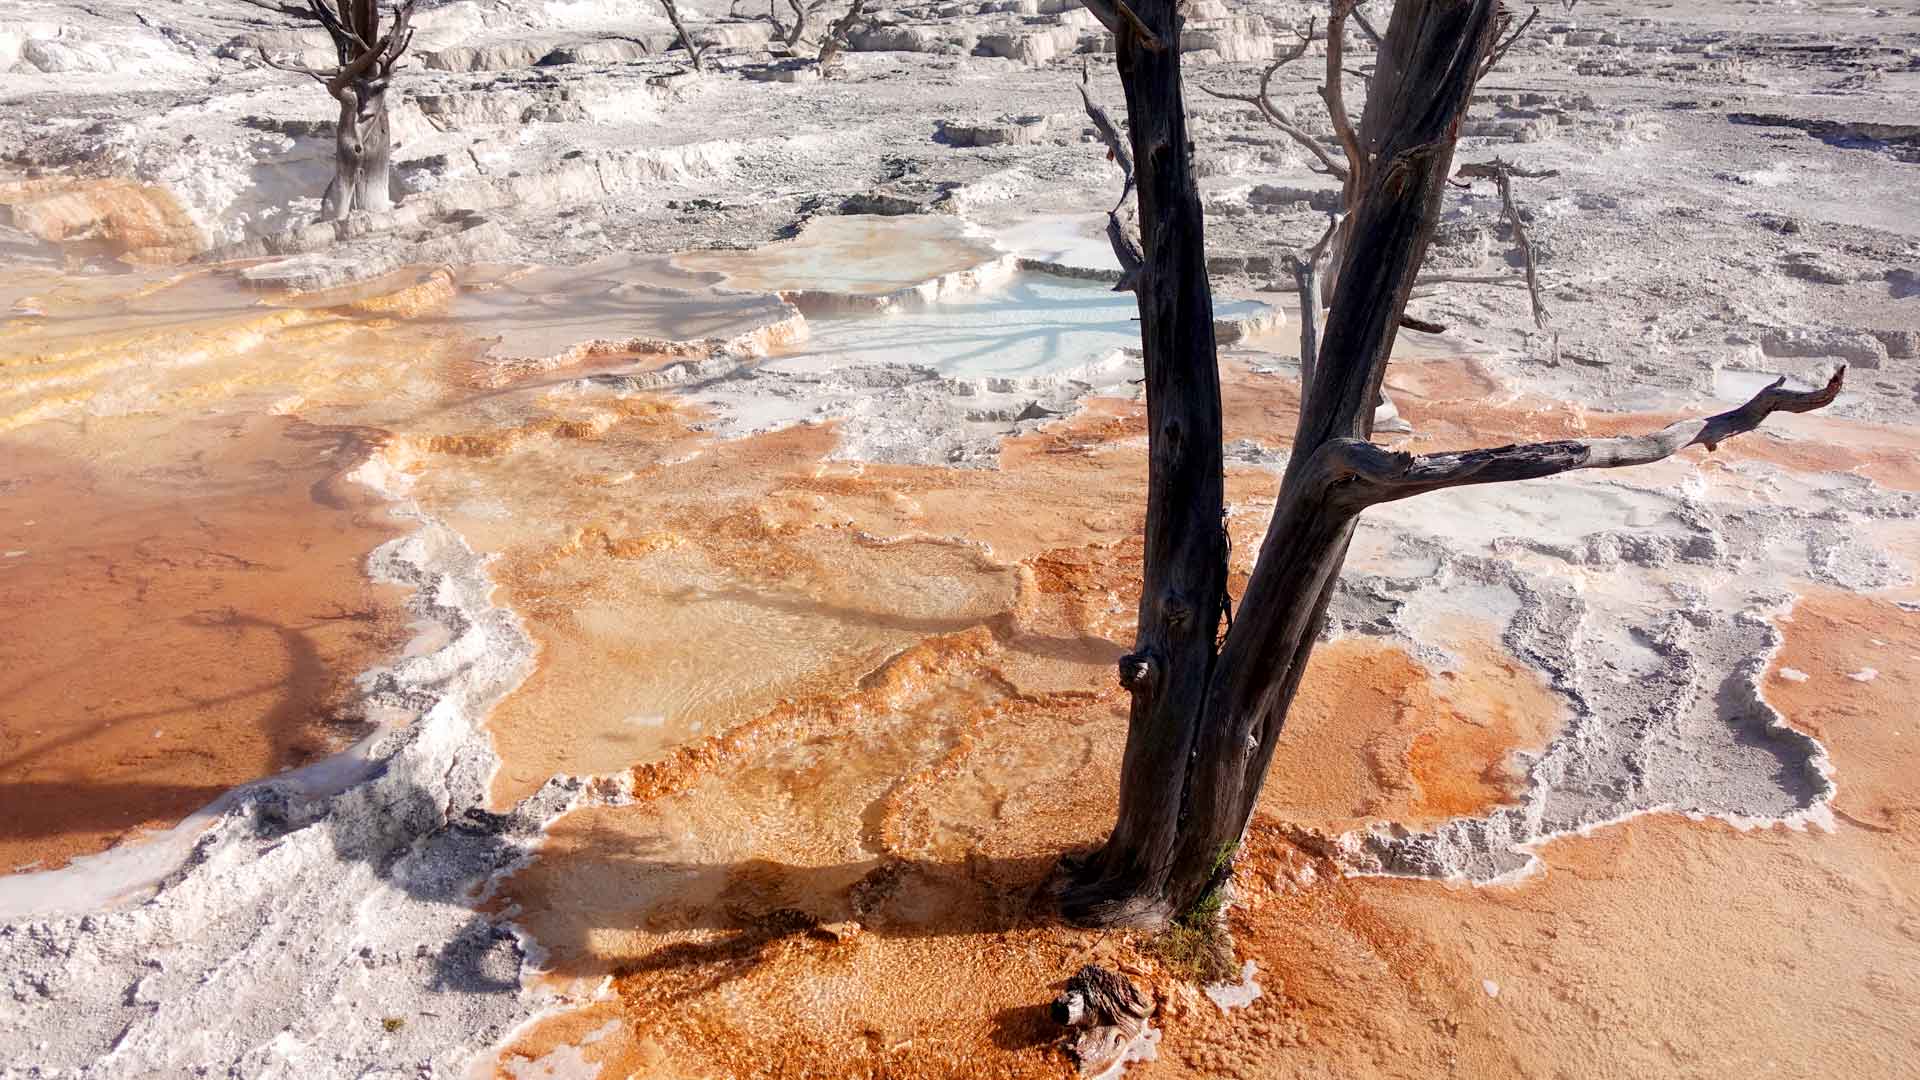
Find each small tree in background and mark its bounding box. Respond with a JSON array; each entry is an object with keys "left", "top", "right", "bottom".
[{"left": 248, "top": 0, "right": 418, "bottom": 220}]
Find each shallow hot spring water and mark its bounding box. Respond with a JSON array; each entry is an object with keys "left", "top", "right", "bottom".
[
  {"left": 0, "top": 218, "right": 1271, "bottom": 875},
  {"left": 7, "top": 208, "right": 1913, "bottom": 1080},
  {"left": 773, "top": 272, "right": 1273, "bottom": 382}
]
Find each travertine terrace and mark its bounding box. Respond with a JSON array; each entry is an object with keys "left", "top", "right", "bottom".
[{"left": 0, "top": 0, "right": 1916, "bottom": 1077}]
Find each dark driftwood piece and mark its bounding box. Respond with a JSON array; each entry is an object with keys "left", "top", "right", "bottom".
[
  {"left": 1063, "top": 0, "right": 1846, "bottom": 929},
  {"left": 247, "top": 0, "right": 416, "bottom": 220},
  {"left": 1050, "top": 965, "right": 1151, "bottom": 1076}
]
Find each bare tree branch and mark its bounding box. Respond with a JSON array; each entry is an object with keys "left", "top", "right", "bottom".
[
  {"left": 1478, "top": 3, "right": 1539, "bottom": 78},
  {"left": 815, "top": 0, "right": 867, "bottom": 68},
  {"left": 1414, "top": 271, "right": 1529, "bottom": 286},
  {"left": 256, "top": 47, "right": 334, "bottom": 84},
  {"left": 1319, "top": 0, "right": 1369, "bottom": 187},
  {"left": 1350, "top": 5, "right": 1384, "bottom": 45},
  {"left": 1491, "top": 164, "right": 1549, "bottom": 331},
  {"left": 1287, "top": 210, "right": 1341, "bottom": 403},
  {"left": 1079, "top": 64, "right": 1144, "bottom": 291},
  {"left": 1199, "top": 19, "right": 1353, "bottom": 181},
  {"left": 1456, "top": 160, "right": 1557, "bottom": 180},
  {"left": 1450, "top": 158, "right": 1552, "bottom": 330},
  {"left": 1328, "top": 368, "right": 1847, "bottom": 508}
]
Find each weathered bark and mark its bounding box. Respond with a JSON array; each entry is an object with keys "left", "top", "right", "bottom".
[
  {"left": 248, "top": 0, "right": 414, "bottom": 221},
  {"left": 323, "top": 81, "right": 394, "bottom": 219},
  {"left": 1058, "top": 0, "right": 1227, "bottom": 928},
  {"left": 1062, "top": 0, "right": 1501, "bottom": 925},
  {"left": 1049, "top": 965, "right": 1151, "bottom": 1076},
  {"left": 1067, "top": 0, "right": 1844, "bottom": 932}
]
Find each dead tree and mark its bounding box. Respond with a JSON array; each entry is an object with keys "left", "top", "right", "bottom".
[
  {"left": 1201, "top": 2, "right": 1548, "bottom": 328},
  {"left": 660, "top": 0, "right": 708, "bottom": 71},
  {"left": 247, "top": 0, "right": 416, "bottom": 221},
  {"left": 734, "top": 0, "right": 865, "bottom": 64},
  {"left": 732, "top": 0, "right": 816, "bottom": 50},
  {"left": 1062, "top": 0, "right": 1845, "bottom": 928},
  {"left": 814, "top": 0, "right": 868, "bottom": 70}
]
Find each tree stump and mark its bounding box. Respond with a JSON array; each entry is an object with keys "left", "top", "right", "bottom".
[{"left": 1049, "top": 965, "right": 1151, "bottom": 1077}]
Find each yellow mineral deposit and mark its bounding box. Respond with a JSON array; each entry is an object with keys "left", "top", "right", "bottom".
[{"left": 0, "top": 178, "right": 208, "bottom": 266}]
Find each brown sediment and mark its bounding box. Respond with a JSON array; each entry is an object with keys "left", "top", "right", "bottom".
[
  {"left": 487, "top": 633, "right": 1126, "bottom": 1080},
  {"left": 0, "top": 423, "right": 409, "bottom": 872},
  {"left": 1144, "top": 809, "right": 1920, "bottom": 1080}
]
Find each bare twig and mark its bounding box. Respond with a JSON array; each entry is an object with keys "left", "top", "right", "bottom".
[
  {"left": 1288, "top": 211, "right": 1341, "bottom": 402},
  {"left": 1414, "top": 271, "right": 1529, "bottom": 286},
  {"left": 1329, "top": 369, "right": 1846, "bottom": 508},
  {"left": 1479, "top": 4, "right": 1540, "bottom": 78},
  {"left": 1079, "top": 65, "right": 1144, "bottom": 291},
  {"left": 1079, "top": 63, "right": 1135, "bottom": 211},
  {"left": 1491, "top": 165, "right": 1550, "bottom": 332},
  {"left": 1199, "top": 19, "right": 1352, "bottom": 181},
  {"left": 256, "top": 47, "right": 333, "bottom": 84},
  {"left": 1456, "top": 160, "right": 1558, "bottom": 180}
]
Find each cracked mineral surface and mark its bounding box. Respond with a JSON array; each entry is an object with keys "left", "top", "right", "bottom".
[{"left": 1, "top": 0, "right": 1917, "bottom": 1076}]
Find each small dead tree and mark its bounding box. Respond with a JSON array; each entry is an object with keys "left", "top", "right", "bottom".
[
  {"left": 1201, "top": 2, "right": 1549, "bottom": 332},
  {"left": 1062, "top": 0, "right": 1845, "bottom": 928},
  {"left": 733, "top": 0, "right": 865, "bottom": 65},
  {"left": 248, "top": 0, "right": 417, "bottom": 221},
  {"left": 814, "top": 0, "right": 868, "bottom": 70},
  {"left": 660, "top": 0, "right": 709, "bottom": 72}
]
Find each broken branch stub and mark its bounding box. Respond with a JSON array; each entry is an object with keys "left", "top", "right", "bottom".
[
  {"left": 1078, "top": 66, "right": 1145, "bottom": 290},
  {"left": 1050, "top": 965, "right": 1151, "bottom": 1077}
]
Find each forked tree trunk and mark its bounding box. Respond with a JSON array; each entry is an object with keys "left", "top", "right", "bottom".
[
  {"left": 250, "top": 1, "right": 415, "bottom": 220},
  {"left": 1067, "top": 0, "right": 1842, "bottom": 930},
  {"left": 324, "top": 81, "right": 394, "bottom": 220},
  {"left": 1062, "top": 0, "right": 1506, "bottom": 926}
]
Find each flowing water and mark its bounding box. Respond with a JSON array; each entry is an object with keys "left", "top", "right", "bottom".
[{"left": 4, "top": 204, "right": 1918, "bottom": 1079}]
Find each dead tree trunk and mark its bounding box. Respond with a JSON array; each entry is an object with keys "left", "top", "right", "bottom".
[
  {"left": 1064, "top": 0, "right": 1845, "bottom": 928},
  {"left": 1065, "top": 0, "right": 1228, "bottom": 928},
  {"left": 326, "top": 79, "right": 394, "bottom": 218},
  {"left": 249, "top": 0, "right": 416, "bottom": 222}
]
